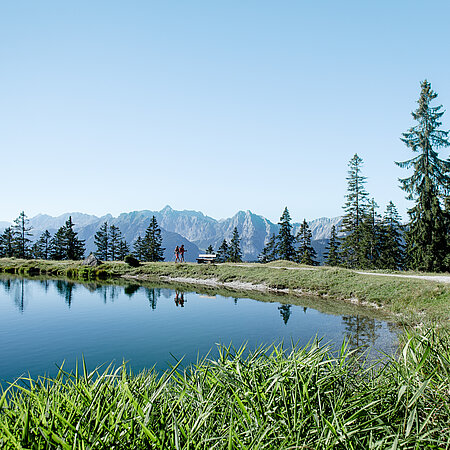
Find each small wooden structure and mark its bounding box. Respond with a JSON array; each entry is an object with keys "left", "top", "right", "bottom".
[{"left": 197, "top": 254, "right": 217, "bottom": 264}]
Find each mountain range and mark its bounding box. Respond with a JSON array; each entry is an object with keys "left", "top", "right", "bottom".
[{"left": 1, "top": 207, "right": 342, "bottom": 263}]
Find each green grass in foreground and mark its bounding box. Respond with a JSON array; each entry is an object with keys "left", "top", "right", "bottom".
[
  {"left": 1, "top": 258, "right": 449, "bottom": 325},
  {"left": 0, "top": 329, "right": 449, "bottom": 449}
]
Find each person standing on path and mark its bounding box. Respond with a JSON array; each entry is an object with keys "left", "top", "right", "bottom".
[
  {"left": 179, "top": 245, "right": 186, "bottom": 262},
  {"left": 174, "top": 246, "right": 180, "bottom": 262}
]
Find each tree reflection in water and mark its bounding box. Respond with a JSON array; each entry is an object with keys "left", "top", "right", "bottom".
[
  {"left": 124, "top": 284, "right": 140, "bottom": 297},
  {"left": 146, "top": 288, "right": 161, "bottom": 310},
  {"left": 55, "top": 280, "right": 76, "bottom": 308},
  {"left": 342, "top": 315, "right": 382, "bottom": 355},
  {"left": 278, "top": 304, "right": 292, "bottom": 325},
  {"left": 0, "top": 277, "right": 28, "bottom": 313}
]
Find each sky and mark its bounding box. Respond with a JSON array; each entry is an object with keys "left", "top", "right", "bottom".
[{"left": 1, "top": 1, "right": 449, "bottom": 224}]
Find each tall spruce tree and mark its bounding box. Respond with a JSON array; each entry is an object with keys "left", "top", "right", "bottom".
[
  {"left": 109, "top": 225, "right": 122, "bottom": 261},
  {"left": 94, "top": 222, "right": 109, "bottom": 261},
  {"left": 378, "top": 201, "right": 405, "bottom": 270},
  {"left": 396, "top": 80, "right": 450, "bottom": 272},
  {"left": 50, "top": 227, "right": 67, "bottom": 260},
  {"left": 50, "top": 217, "right": 85, "bottom": 260},
  {"left": 259, "top": 233, "right": 278, "bottom": 263},
  {"left": 324, "top": 225, "right": 340, "bottom": 266},
  {"left": 229, "top": 227, "right": 242, "bottom": 263},
  {"left": 141, "top": 216, "right": 165, "bottom": 262},
  {"left": 295, "top": 219, "right": 318, "bottom": 266},
  {"left": 118, "top": 240, "right": 130, "bottom": 260},
  {"left": 35, "top": 230, "right": 52, "bottom": 260},
  {"left": 12, "top": 211, "right": 33, "bottom": 258},
  {"left": 277, "top": 207, "right": 296, "bottom": 261},
  {"left": 64, "top": 217, "right": 85, "bottom": 260},
  {"left": 341, "top": 154, "right": 369, "bottom": 268},
  {"left": 359, "top": 198, "right": 381, "bottom": 269},
  {"left": 216, "top": 239, "right": 229, "bottom": 262},
  {"left": 133, "top": 236, "right": 144, "bottom": 261},
  {"left": 0, "top": 227, "right": 14, "bottom": 257}
]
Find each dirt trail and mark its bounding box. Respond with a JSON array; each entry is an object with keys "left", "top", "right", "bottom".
[
  {"left": 227, "top": 264, "right": 450, "bottom": 284},
  {"left": 354, "top": 271, "right": 450, "bottom": 284}
]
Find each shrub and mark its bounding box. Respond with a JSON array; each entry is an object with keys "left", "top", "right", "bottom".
[{"left": 124, "top": 254, "right": 140, "bottom": 267}]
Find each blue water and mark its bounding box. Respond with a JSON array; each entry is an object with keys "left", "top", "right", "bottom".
[{"left": 0, "top": 276, "right": 397, "bottom": 383}]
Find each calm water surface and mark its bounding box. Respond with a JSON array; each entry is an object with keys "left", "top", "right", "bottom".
[{"left": 0, "top": 276, "right": 398, "bottom": 383}]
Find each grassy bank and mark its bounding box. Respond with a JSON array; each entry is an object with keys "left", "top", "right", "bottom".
[
  {"left": 1, "top": 329, "right": 449, "bottom": 448},
  {"left": 1, "top": 258, "right": 449, "bottom": 325}
]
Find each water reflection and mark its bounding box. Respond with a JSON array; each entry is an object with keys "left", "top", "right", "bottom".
[
  {"left": 278, "top": 304, "right": 292, "bottom": 325},
  {"left": 124, "top": 284, "right": 140, "bottom": 297},
  {"left": 55, "top": 280, "right": 76, "bottom": 308},
  {"left": 0, "top": 277, "right": 29, "bottom": 313},
  {"left": 174, "top": 290, "right": 186, "bottom": 307},
  {"left": 146, "top": 288, "right": 160, "bottom": 310},
  {"left": 342, "top": 315, "right": 382, "bottom": 356},
  {"left": 0, "top": 276, "right": 396, "bottom": 357}
]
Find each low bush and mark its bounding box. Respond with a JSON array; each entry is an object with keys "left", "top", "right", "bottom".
[{"left": 124, "top": 254, "right": 140, "bottom": 267}]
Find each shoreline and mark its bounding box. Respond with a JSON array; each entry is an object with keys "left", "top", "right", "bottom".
[
  {"left": 122, "top": 273, "right": 385, "bottom": 311},
  {"left": 0, "top": 258, "right": 449, "bottom": 326}
]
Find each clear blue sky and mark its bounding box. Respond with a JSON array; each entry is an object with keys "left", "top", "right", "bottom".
[{"left": 1, "top": 1, "right": 449, "bottom": 224}]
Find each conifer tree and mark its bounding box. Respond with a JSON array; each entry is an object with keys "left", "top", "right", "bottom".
[
  {"left": 94, "top": 222, "right": 109, "bottom": 261},
  {"left": 277, "top": 207, "right": 296, "bottom": 261},
  {"left": 34, "top": 230, "right": 52, "bottom": 260},
  {"left": 64, "top": 217, "right": 85, "bottom": 260},
  {"left": 118, "top": 240, "right": 130, "bottom": 260},
  {"left": 109, "top": 225, "right": 122, "bottom": 261},
  {"left": 206, "top": 245, "right": 214, "bottom": 254},
  {"left": 133, "top": 236, "right": 144, "bottom": 261},
  {"left": 216, "top": 239, "right": 229, "bottom": 262},
  {"left": 324, "top": 225, "right": 340, "bottom": 266},
  {"left": 396, "top": 80, "right": 450, "bottom": 272},
  {"left": 259, "top": 233, "right": 278, "bottom": 263},
  {"left": 12, "top": 211, "right": 33, "bottom": 258},
  {"left": 141, "top": 216, "right": 165, "bottom": 262},
  {"left": 50, "top": 217, "right": 85, "bottom": 260},
  {"left": 378, "top": 201, "right": 404, "bottom": 270},
  {"left": 229, "top": 227, "right": 242, "bottom": 262},
  {"left": 359, "top": 198, "right": 381, "bottom": 269},
  {"left": 295, "top": 219, "right": 318, "bottom": 266},
  {"left": 0, "top": 227, "right": 14, "bottom": 257},
  {"left": 340, "top": 154, "right": 369, "bottom": 268},
  {"left": 50, "top": 227, "right": 67, "bottom": 260},
  {"left": 31, "top": 242, "right": 40, "bottom": 260}
]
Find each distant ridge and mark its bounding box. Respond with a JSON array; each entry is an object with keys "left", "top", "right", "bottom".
[{"left": 17, "top": 206, "right": 342, "bottom": 262}]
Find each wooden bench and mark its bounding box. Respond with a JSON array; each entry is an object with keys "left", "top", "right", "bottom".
[{"left": 197, "top": 254, "right": 217, "bottom": 264}]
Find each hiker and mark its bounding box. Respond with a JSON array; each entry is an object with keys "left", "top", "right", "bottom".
[
  {"left": 179, "top": 244, "right": 186, "bottom": 262},
  {"left": 174, "top": 246, "right": 180, "bottom": 262}
]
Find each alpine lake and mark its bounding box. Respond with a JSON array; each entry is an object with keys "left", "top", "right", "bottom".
[{"left": 0, "top": 274, "right": 399, "bottom": 384}]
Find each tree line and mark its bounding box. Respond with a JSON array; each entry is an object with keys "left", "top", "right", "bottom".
[
  {"left": 0, "top": 213, "right": 166, "bottom": 263},
  {"left": 259, "top": 80, "right": 450, "bottom": 272},
  {"left": 0, "top": 214, "right": 85, "bottom": 260}
]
